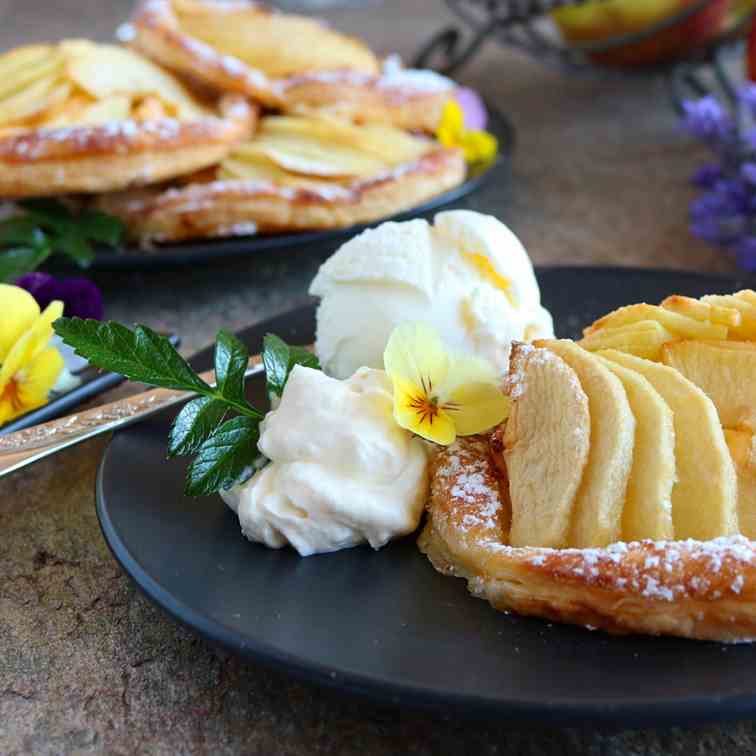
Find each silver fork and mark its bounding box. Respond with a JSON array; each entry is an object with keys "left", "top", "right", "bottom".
[{"left": 0, "top": 356, "right": 264, "bottom": 479}]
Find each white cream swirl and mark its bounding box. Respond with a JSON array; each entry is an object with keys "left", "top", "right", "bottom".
[{"left": 221, "top": 366, "right": 428, "bottom": 556}]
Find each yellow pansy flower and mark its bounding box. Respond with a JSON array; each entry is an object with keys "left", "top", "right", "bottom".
[
  {"left": 436, "top": 99, "right": 498, "bottom": 164},
  {"left": 0, "top": 284, "right": 64, "bottom": 424},
  {"left": 383, "top": 322, "right": 509, "bottom": 446}
]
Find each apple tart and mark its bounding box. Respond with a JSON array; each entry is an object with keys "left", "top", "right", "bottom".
[
  {"left": 127, "top": 0, "right": 453, "bottom": 132},
  {"left": 421, "top": 290, "right": 756, "bottom": 642},
  {"left": 94, "top": 114, "right": 466, "bottom": 243},
  {"left": 0, "top": 40, "right": 255, "bottom": 197}
]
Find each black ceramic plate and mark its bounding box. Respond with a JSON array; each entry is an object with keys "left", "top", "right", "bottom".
[
  {"left": 98, "top": 267, "right": 756, "bottom": 727},
  {"left": 87, "top": 106, "right": 511, "bottom": 271}
]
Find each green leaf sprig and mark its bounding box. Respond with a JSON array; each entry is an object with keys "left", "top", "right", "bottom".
[
  {"left": 0, "top": 199, "right": 124, "bottom": 282},
  {"left": 53, "top": 318, "right": 320, "bottom": 496}
]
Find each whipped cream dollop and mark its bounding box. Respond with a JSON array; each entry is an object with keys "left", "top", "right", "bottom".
[
  {"left": 309, "top": 210, "right": 554, "bottom": 379},
  {"left": 221, "top": 365, "right": 428, "bottom": 556}
]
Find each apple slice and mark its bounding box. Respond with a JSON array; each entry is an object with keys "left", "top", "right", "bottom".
[
  {"left": 76, "top": 95, "right": 132, "bottom": 126},
  {"left": 0, "top": 48, "right": 63, "bottom": 102},
  {"left": 579, "top": 319, "right": 674, "bottom": 361},
  {"left": 174, "top": 0, "right": 379, "bottom": 77},
  {"left": 599, "top": 349, "right": 738, "bottom": 540},
  {"left": 504, "top": 343, "right": 591, "bottom": 548},
  {"left": 62, "top": 41, "right": 207, "bottom": 120},
  {"left": 584, "top": 303, "right": 729, "bottom": 341},
  {"left": 262, "top": 116, "right": 430, "bottom": 163},
  {"left": 660, "top": 295, "right": 741, "bottom": 328},
  {"left": 661, "top": 340, "right": 756, "bottom": 428},
  {"left": 596, "top": 356, "right": 675, "bottom": 542},
  {"left": 700, "top": 294, "right": 756, "bottom": 340},
  {"left": 539, "top": 340, "right": 634, "bottom": 548},
  {"left": 735, "top": 289, "right": 756, "bottom": 307},
  {"left": 725, "top": 428, "right": 756, "bottom": 540},
  {"left": 0, "top": 74, "right": 64, "bottom": 127}
]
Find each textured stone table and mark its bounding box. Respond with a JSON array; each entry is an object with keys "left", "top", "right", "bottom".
[{"left": 2, "top": 1, "right": 756, "bottom": 754}]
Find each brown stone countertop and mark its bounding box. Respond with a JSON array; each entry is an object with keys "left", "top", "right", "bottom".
[{"left": 2, "top": 1, "right": 756, "bottom": 754}]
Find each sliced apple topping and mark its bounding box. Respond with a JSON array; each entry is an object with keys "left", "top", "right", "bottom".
[
  {"left": 584, "top": 303, "right": 729, "bottom": 341},
  {"left": 0, "top": 40, "right": 213, "bottom": 133},
  {"left": 173, "top": 0, "right": 379, "bottom": 78},
  {"left": 725, "top": 427, "right": 756, "bottom": 540},
  {"left": 579, "top": 319, "right": 674, "bottom": 361},
  {"left": 596, "top": 356, "right": 675, "bottom": 542},
  {"left": 700, "top": 294, "right": 756, "bottom": 341},
  {"left": 539, "top": 340, "right": 634, "bottom": 548},
  {"left": 599, "top": 350, "right": 738, "bottom": 541},
  {"left": 504, "top": 343, "right": 591, "bottom": 549},
  {"left": 660, "top": 295, "right": 742, "bottom": 328},
  {"left": 661, "top": 340, "right": 756, "bottom": 428},
  {"left": 222, "top": 114, "right": 433, "bottom": 186}
]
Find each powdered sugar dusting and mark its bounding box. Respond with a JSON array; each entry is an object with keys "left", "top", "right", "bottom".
[
  {"left": 436, "top": 437, "right": 756, "bottom": 604},
  {"left": 434, "top": 440, "right": 502, "bottom": 534}
]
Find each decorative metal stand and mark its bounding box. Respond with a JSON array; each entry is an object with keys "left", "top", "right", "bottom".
[{"left": 413, "top": 0, "right": 752, "bottom": 85}]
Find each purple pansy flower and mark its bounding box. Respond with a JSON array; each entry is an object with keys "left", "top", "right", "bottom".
[{"left": 16, "top": 272, "right": 104, "bottom": 320}]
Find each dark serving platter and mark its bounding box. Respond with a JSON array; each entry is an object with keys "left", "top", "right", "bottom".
[
  {"left": 97, "top": 266, "right": 756, "bottom": 728},
  {"left": 86, "top": 105, "right": 512, "bottom": 271}
]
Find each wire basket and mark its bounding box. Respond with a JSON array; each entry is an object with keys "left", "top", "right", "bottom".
[{"left": 413, "top": 0, "right": 754, "bottom": 75}]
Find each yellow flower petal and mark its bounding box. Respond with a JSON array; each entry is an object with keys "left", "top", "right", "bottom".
[
  {"left": 460, "top": 130, "right": 498, "bottom": 164},
  {"left": 445, "top": 381, "right": 510, "bottom": 436},
  {"left": 0, "top": 284, "right": 40, "bottom": 361},
  {"left": 437, "top": 99, "right": 464, "bottom": 138},
  {"left": 392, "top": 376, "right": 456, "bottom": 445},
  {"left": 383, "top": 321, "right": 450, "bottom": 394},
  {"left": 0, "top": 346, "right": 64, "bottom": 424},
  {"left": 0, "top": 300, "right": 64, "bottom": 390}
]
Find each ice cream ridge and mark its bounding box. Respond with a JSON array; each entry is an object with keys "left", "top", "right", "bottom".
[
  {"left": 224, "top": 211, "right": 553, "bottom": 556},
  {"left": 309, "top": 210, "right": 554, "bottom": 379}
]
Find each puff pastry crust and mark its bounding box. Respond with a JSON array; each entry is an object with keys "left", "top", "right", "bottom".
[
  {"left": 95, "top": 146, "right": 466, "bottom": 243},
  {"left": 420, "top": 436, "right": 756, "bottom": 642},
  {"left": 276, "top": 71, "right": 450, "bottom": 134},
  {"left": 0, "top": 95, "right": 256, "bottom": 197},
  {"left": 127, "top": 0, "right": 452, "bottom": 132}
]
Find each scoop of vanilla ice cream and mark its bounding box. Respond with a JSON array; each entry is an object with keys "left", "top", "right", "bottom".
[
  {"left": 309, "top": 210, "right": 553, "bottom": 379},
  {"left": 220, "top": 365, "right": 428, "bottom": 556}
]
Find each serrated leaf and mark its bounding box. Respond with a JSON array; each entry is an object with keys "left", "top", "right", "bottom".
[
  {"left": 54, "top": 318, "right": 211, "bottom": 393},
  {"left": 0, "top": 245, "right": 51, "bottom": 282},
  {"left": 262, "top": 334, "right": 318, "bottom": 398},
  {"left": 262, "top": 333, "right": 290, "bottom": 398},
  {"left": 214, "top": 330, "right": 249, "bottom": 404},
  {"left": 57, "top": 232, "right": 94, "bottom": 266},
  {"left": 77, "top": 210, "right": 124, "bottom": 246},
  {"left": 289, "top": 344, "right": 320, "bottom": 372},
  {"left": 0, "top": 217, "right": 44, "bottom": 247},
  {"left": 168, "top": 396, "right": 227, "bottom": 457},
  {"left": 185, "top": 415, "right": 260, "bottom": 496}
]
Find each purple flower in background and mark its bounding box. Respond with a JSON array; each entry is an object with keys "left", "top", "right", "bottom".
[
  {"left": 455, "top": 87, "right": 487, "bottom": 131},
  {"left": 735, "top": 237, "right": 756, "bottom": 272},
  {"left": 16, "top": 272, "right": 104, "bottom": 320},
  {"left": 681, "top": 95, "right": 735, "bottom": 144},
  {"left": 740, "top": 84, "right": 756, "bottom": 118},
  {"left": 692, "top": 162, "right": 722, "bottom": 189},
  {"left": 681, "top": 85, "right": 756, "bottom": 271}
]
